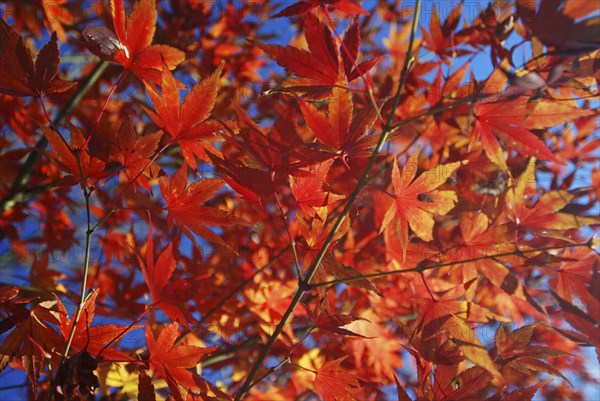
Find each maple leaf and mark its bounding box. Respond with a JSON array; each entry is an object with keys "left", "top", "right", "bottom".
[
  {"left": 299, "top": 82, "right": 378, "bottom": 158},
  {"left": 41, "top": 0, "right": 74, "bottom": 42},
  {"left": 344, "top": 310, "right": 403, "bottom": 381},
  {"left": 550, "top": 247, "right": 598, "bottom": 303},
  {"left": 39, "top": 124, "right": 107, "bottom": 185},
  {"left": 0, "top": 298, "right": 62, "bottom": 392},
  {"left": 499, "top": 379, "right": 551, "bottom": 401},
  {"left": 494, "top": 324, "right": 573, "bottom": 384},
  {"left": 290, "top": 159, "right": 343, "bottom": 217},
  {"left": 505, "top": 158, "right": 599, "bottom": 232},
  {"left": 84, "top": 0, "right": 184, "bottom": 83},
  {"left": 432, "top": 366, "right": 491, "bottom": 401},
  {"left": 208, "top": 106, "right": 312, "bottom": 204},
  {"left": 393, "top": 375, "right": 412, "bottom": 401},
  {"left": 138, "top": 368, "right": 155, "bottom": 401},
  {"left": 298, "top": 208, "right": 351, "bottom": 271},
  {"left": 414, "top": 280, "right": 508, "bottom": 332},
  {"left": 0, "top": 19, "right": 76, "bottom": 97},
  {"left": 305, "top": 306, "right": 368, "bottom": 339},
  {"left": 55, "top": 289, "right": 139, "bottom": 361},
  {"left": 449, "top": 212, "right": 524, "bottom": 299},
  {"left": 442, "top": 316, "right": 503, "bottom": 381},
  {"left": 245, "top": 277, "right": 296, "bottom": 337},
  {"left": 137, "top": 215, "right": 203, "bottom": 326},
  {"left": 471, "top": 66, "right": 595, "bottom": 170},
  {"left": 144, "top": 63, "right": 224, "bottom": 169},
  {"left": 517, "top": 0, "right": 600, "bottom": 52},
  {"left": 313, "top": 356, "right": 361, "bottom": 401},
  {"left": 321, "top": 253, "right": 381, "bottom": 295},
  {"left": 409, "top": 280, "right": 508, "bottom": 372},
  {"left": 273, "top": 0, "right": 368, "bottom": 18},
  {"left": 420, "top": 3, "right": 471, "bottom": 59},
  {"left": 160, "top": 166, "right": 242, "bottom": 251},
  {"left": 551, "top": 291, "right": 600, "bottom": 351},
  {"left": 259, "top": 13, "right": 382, "bottom": 96},
  {"left": 380, "top": 152, "right": 463, "bottom": 249},
  {"left": 108, "top": 118, "right": 162, "bottom": 190},
  {"left": 53, "top": 349, "right": 100, "bottom": 400},
  {"left": 145, "top": 322, "right": 217, "bottom": 401}
]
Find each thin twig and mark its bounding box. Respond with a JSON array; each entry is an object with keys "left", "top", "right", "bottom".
[
  {"left": 82, "top": 69, "right": 127, "bottom": 150},
  {"left": 309, "top": 241, "right": 593, "bottom": 288}
]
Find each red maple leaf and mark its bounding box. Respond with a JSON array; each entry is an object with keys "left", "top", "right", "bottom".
[
  {"left": 0, "top": 290, "right": 62, "bottom": 392},
  {"left": 313, "top": 356, "right": 361, "bottom": 401},
  {"left": 137, "top": 215, "right": 204, "bottom": 326},
  {"left": 143, "top": 63, "right": 224, "bottom": 169},
  {"left": 0, "top": 19, "right": 76, "bottom": 97},
  {"left": 83, "top": 0, "right": 184, "bottom": 83},
  {"left": 298, "top": 82, "right": 378, "bottom": 159},
  {"left": 108, "top": 118, "right": 162, "bottom": 191},
  {"left": 160, "top": 166, "right": 243, "bottom": 251},
  {"left": 145, "top": 322, "right": 217, "bottom": 401},
  {"left": 55, "top": 289, "right": 139, "bottom": 362},
  {"left": 39, "top": 124, "right": 107, "bottom": 186},
  {"left": 259, "top": 13, "right": 382, "bottom": 96}
]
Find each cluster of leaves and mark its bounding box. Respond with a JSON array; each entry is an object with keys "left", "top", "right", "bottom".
[{"left": 0, "top": 0, "right": 599, "bottom": 400}]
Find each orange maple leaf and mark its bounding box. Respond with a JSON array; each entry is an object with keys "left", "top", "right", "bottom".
[
  {"left": 380, "top": 152, "right": 464, "bottom": 250},
  {"left": 471, "top": 66, "right": 595, "bottom": 170},
  {"left": 290, "top": 159, "right": 342, "bottom": 217},
  {"left": 505, "top": 158, "right": 599, "bottom": 231},
  {"left": 421, "top": 3, "right": 469, "bottom": 58}
]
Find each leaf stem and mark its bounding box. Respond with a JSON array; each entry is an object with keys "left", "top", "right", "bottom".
[
  {"left": 38, "top": 95, "right": 71, "bottom": 150},
  {"left": 232, "top": 2, "right": 422, "bottom": 399},
  {"left": 82, "top": 68, "right": 127, "bottom": 150}
]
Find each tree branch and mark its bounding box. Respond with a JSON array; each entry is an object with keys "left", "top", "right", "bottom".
[{"left": 232, "top": 2, "right": 422, "bottom": 399}]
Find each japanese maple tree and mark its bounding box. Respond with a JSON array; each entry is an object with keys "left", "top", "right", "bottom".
[{"left": 0, "top": 0, "right": 599, "bottom": 400}]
